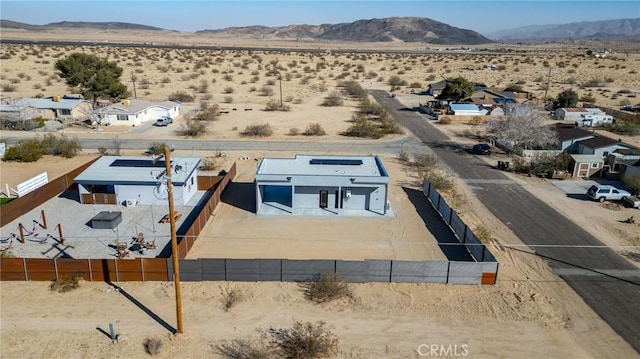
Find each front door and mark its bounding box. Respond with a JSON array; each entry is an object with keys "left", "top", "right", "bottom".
[{"left": 319, "top": 190, "right": 328, "bottom": 208}]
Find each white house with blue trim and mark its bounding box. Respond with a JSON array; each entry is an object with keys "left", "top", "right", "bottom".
[
  {"left": 255, "top": 155, "right": 391, "bottom": 216},
  {"left": 74, "top": 156, "right": 201, "bottom": 206}
]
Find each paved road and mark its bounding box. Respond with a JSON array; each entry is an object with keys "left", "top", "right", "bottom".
[
  {"left": 371, "top": 90, "right": 640, "bottom": 353},
  {"left": 0, "top": 135, "right": 427, "bottom": 155}
]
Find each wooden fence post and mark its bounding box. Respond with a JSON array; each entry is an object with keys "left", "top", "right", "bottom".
[
  {"left": 23, "top": 257, "right": 28, "bottom": 281},
  {"left": 18, "top": 223, "right": 25, "bottom": 243},
  {"left": 88, "top": 259, "right": 93, "bottom": 282},
  {"left": 41, "top": 210, "right": 47, "bottom": 229},
  {"left": 140, "top": 258, "right": 145, "bottom": 282},
  {"left": 54, "top": 258, "right": 59, "bottom": 281},
  {"left": 115, "top": 258, "right": 119, "bottom": 283}
]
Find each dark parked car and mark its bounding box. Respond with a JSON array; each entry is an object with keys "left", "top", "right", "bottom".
[
  {"left": 473, "top": 143, "right": 491, "bottom": 155},
  {"left": 153, "top": 116, "right": 173, "bottom": 126}
]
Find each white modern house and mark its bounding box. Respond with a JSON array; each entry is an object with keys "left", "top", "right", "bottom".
[
  {"left": 96, "top": 99, "right": 180, "bottom": 126},
  {"left": 74, "top": 156, "right": 201, "bottom": 206},
  {"left": 255, "top": 155, "right": 391, "bottom": 216}
]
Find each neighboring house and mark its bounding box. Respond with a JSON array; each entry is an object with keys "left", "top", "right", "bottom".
[
  {"left": 619, "top": 160, "right": 640, "bottom": 181},
  {"left": 553, "top": 123, "right": 596, "bottom": 152},
  {"left": 425, "top": 80, "right": 448, "bottom": 97},
  {"left": 605, "top": 148, "right": 640, "bottom": 175},
  {"left": 574, "top": 136, "right": 633, "bottom": 158},
  {"left": 74, "top": 156, "right": 201, "bottom": 206},
  {"left": 448, "top": 103, "right": 488, "bottom": 116},
  {"left": 10, "top": 96, "right": 92, "bottom": 121},
  {"left": 254, "top": 155, "right": 391, "bottom": 216},
  {"left": 570, "top": 154, "right": 605, "bottom": 178},
  {"left": 97, "top": 99, "right": 180, "bottom": 126},
  {"left": 554, "top": 107, "right": 604, "bottom": 121}
]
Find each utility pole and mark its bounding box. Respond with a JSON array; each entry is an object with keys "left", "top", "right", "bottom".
[
  {"left": 278, "top": 72, "right": 283, "bottom": 108},
  {"left": 543, "top": 67, "right": 553, "bottom": 104},
  {"left": 131, "top": 72, "right": 137, "bottom": 99},
  {"left": 164, "top": 146, "right": 183, "bottom": 334}
]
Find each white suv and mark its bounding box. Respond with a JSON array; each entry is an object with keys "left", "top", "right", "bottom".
[{"left": 586, "top": 185, "right": 631, "bottom": 202}]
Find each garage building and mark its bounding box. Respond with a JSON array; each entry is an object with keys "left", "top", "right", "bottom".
[{"left": 255, "top": 155, "right": 391, "bottom": 216}]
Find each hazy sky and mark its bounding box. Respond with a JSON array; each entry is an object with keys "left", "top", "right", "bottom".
[{"left": 1, "top": 1, "right": 638, "bottom": 35}]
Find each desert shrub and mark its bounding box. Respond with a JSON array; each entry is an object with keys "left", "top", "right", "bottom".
[
  {"left": 214, "top": 339, "right": 273, "bottom": 359},
  {"left": 468, "top": 116, "right": 483, "bottom": 125},
  {"left": 473, "top": 225, "right": 493, "bottom": 244},
  {"left": 583, "top": 79, "right": 603, "bottom": 88},
  {"left": 288, "top": 127, "right": 300, "bottom": 136},
  {"left": 264, "top": 100, "right": 290, "bottom": 112},
  {"left": 223, "top": 96, "right": 233, "bottom": 104},
  {"left": 223, "top": 86, "right": 234, "bottom": 94},
  {"left": 611, "top": 119, "right": 640, "bottom": 136},
  {"left": 300, "top": 273, "right": 351, "bottom": 303},
  {"left": 339, "top": 80, "right": 367, "bottom": 99},
  {"left": 40, "top": 134, "right": 81, "bottom": 158},
  {"left": 424, "top": 170, "right": 455, "bottom": 193},
  {"left": 259, "top": 86, "right": 274, "bottom": 96},
  {"left": 50, "top": 275, "right": 81, "bottom": 293},
  {"left": 192, "top": 104, "right": 220, "bottom": 121},
  {"left": 168, "top": 91, "right": 195, "bottom": 102},
  {"left": 143, "top": 337, "right": 163, "bottom": 356},
  {"left": 397, "top": 150, "right": 410, "bottom": 163},
  {"left": 1, "top": 83, "right": 17, "bottom": 92},
  {"left": 387, "top": 75, "right": 407, "bottom": 86},
  {"left": 3, "top": 139, "right": 43, "bottom": 162},
  {"left": 266, "top": 321, "right": 338, "bottom": 359},
  {"left": 408, "top": 82, "right": 422, "bottom": 89},
  {"left": 241, "top": 123, "right": 273, "bottom": 137},
  {"left": 321, "top": 92, "right": 343, "bottom": 106},
  {"left": 439, "top": 116, "right": 452, "bottom": 124},
  {"left": 302, "top": 123, "right": 326, "bottom": 136},
  {"left": 342, "top": 118, "right": 383, "bottom": 139},
  {"left": 412, "top": 153, "right": 437, "bottom": 168},
  {"left": 221, "top": 286, "right": 244, "bottom": 312},
  {"left": 147, "top": 142, "right": 168, "bottom": 155},
  {"left": 579, "top": 93, "right": 597, "bottom": 103},
  {"left": 199, "top": 157, "right": 217, "bottom": 171},
  {"left": 177, "top": 118, "right": 208, "bottom": 137}
]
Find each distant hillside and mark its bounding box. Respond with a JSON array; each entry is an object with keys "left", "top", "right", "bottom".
[
  {"left": 0, "top": 20, "right": 167, "bottom": 31},
  {"left": 198, "top": 17, "right": 494, "bottom": 45},
  {"left": 487, "top": 18, "right": 640, "bottom": 41}
]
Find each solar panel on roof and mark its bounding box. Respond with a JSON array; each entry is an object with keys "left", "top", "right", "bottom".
[
  {"left": 109, "top": 159, "right": 170, "bottom": 168},
  {"left": 309, "top": 159, "right": 363, "bottom": 166}
]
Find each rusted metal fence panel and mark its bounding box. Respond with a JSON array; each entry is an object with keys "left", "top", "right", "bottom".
[{"left": 0, "top": 257, "right": 27, "bottom": 280}]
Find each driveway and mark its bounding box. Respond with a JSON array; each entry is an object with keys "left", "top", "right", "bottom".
[{"left": 370, "top": 90, "right": 640, "bottom": 354}]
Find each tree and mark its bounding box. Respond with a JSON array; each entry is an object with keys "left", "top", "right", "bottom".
[
  {"left": 437, "top": 77, "right": 474, "bottom": 102},
  {"left": 555, "top": 89, "right": 579, "bottom": 109},
  {"left": 55, "top": 53, "right": 129, "bottom": 108},
  {"left": 484, "top": 105, "right": 558, "bottom": 152}
]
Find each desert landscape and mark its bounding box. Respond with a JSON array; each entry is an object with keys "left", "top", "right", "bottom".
[{"left": 1, "top": 22, "right": 640, "bottom": 359}]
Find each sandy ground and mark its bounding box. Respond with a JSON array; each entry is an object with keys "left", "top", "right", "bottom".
[
  {"left": 1, "top": 31, "right": 639, "bottom": 358},
  {"left": 1, "top": 146, "right": 639, "bottom": 358}
]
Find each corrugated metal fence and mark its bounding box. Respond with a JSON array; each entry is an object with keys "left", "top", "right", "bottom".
[{"left": 0, "top": 166, "right": 499, "bottom": 285}]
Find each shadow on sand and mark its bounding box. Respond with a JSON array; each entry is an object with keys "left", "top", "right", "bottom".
[{"left": 402, "top": 187, "right": 473, "bottom": 261}]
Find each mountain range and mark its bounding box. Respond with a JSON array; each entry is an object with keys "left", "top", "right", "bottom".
[
  {"left": 487, "top": 18, "right": 640, "bottom": 41},
  {"left": 1, "top": 17, "right": 638, "bottom": 44}
]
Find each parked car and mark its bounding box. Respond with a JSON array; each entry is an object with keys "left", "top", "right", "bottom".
[
  {"left": 153, "top": 116, "right": 173, "bottom": 126},
  {"left": 586, "top": 184, "right": 631, "bottom": 202},
  {"left": 472, "top": 143, "right": 491, "bottom": 155},
  {"left": 623, "top": 195, "right": 640, "bottom": 209}
]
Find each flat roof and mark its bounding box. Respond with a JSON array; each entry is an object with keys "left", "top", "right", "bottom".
[
  {"left": 74, "top": 156, "right": 201, "bottom": 186},
  {"left": 257, "top": 155, "right": 388, "bottom": 177}
]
